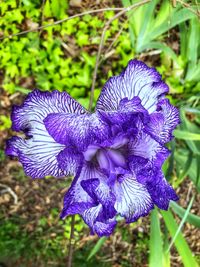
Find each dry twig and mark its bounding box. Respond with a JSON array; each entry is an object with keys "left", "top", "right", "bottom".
[
  {"left": 67, "top": 215, "right": 75, "bottom": 267},
  {"left": 0, "top": 183, "right": 18, "bottom": 204},
  {"left": 176, "top": 0, "right": 200, "bottom": 17},
  {"left": 88, "top": 0, "right": 151, "bottom": 110},
  {"left": 99, "top": 23, "right": 125, "bottom": 65},
  {"left": 0, "top": 7, "right": 126, "bottom": 41}
]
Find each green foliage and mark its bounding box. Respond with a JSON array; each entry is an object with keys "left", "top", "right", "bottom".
[
  {"left": 0, "top": 115, "right": 12, "bottom": 130},
  {"left": 0, "top": 149, "right": 6, "bottom": 162},
  {"left": 122, "top": 0, "right": 195, "bottom": 53},
  {"left": 0, "top": 0, "right": 130, "bottom": 101},
  {"left": 123, "top": 0, "right": 200, "bottom": 95},
  {"left": 87, "top": 237, "right": 107, "bottom": 261},
  {"left": 170, "top": 201, "right": 200, "bottom": 229},
  {"left": 161, "top": 210, "right": 199, "bottom": 267},
  {"left": 0, "top": 1, "right": 200, "bottom": 267},
  {"left": 149, "top": 209, "right": 163, "bottom": 267}
]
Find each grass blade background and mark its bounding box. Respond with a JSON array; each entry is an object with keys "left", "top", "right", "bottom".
[
  {"left": 149, "top": 209, "right": 163, "bottom": 267},
  {"left": 87, "top": 237, "right": 107, "bottom": 261},
  {"left": 170, "top": 202, "right": 200, "bottom": 228},
  {"left": 167, "top": 196, "right": 194, "bottom": 252},
  {"left": 161, "top": 210, "right": 198, "bottom": 267},
  {"left": 173, "top": 130, "right": 200, "bottom": 141}
]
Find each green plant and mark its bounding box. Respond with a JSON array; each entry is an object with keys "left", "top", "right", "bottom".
[{"left": 122, "top": 0, "right": 195, "bottom": 54}]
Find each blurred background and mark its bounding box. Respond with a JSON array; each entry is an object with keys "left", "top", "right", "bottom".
[{"left": 0, "top": 0, "right": 200, "bottom": 266}]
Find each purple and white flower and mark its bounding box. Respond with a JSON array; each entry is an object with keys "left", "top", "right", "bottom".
[{"left": 6, "top": 60, "right": 180, "bottom": 236}]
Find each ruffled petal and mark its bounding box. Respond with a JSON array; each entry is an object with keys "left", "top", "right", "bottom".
[
  {"left": 57, "top": 147, "right": 83, "bottom": 174},
  {"left": 146, "top": 171, "right": 178, "bottom": 210},
  {"left": 144, "top": 99, "right": 180, "bottom": 144},
  {"left": 44, "top": 113, "right": 110, "bottom": 151},
  {"left": 11, "top": 90, "right": 87, "bottom": 133},
  {"left": 81, "top": 178, "right": 116, "bottom": 221},
  {"left": 98, "top": 96, "right": 149, "bottom": 130},
  {"left": 114, "top": 173, "right": 153, "bottom": 223},
  {"left": 6, "top": 90, "right": 86, "bottom": 178},
  {"left": 60, "top": 166, "right": 95, "bottom": 218},
  {"left": 6, "top": 136, "right": 66, "bottom": 178},
  {"left": 61, "top": 164, "right": 117, "bottom": 236},
  {"left": 96, "top": 59, "right": 168, "bottom": 113},
  {"left": 128, "top": 132, "right": 170, "bottom": 167},
  {"left": 128, "top": 158, "right": 178, "bottom": 210},
  {"left": 92, "top": 219, "right": 117, "bottom": 237}
]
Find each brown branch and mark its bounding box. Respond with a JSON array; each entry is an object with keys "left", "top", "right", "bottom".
[
  {"left": 88, "top": 0, "right": 151, "bottom": 110},
  {"left": 67, "top": 215, "right": 75, "bottom": 267},
  {"left": 0, "top": 7, "right": 125, "bottom": 41},
  {"left": 99, "top": 23, "right": 125, "bottom": 65}
]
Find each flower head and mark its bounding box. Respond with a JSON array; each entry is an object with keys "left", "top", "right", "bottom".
[{"left": 6, "top": 60, "right": 180, "bottom": 236}]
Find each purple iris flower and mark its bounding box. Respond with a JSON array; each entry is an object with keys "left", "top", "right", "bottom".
[{"left": 6, "top": 60, "right": 180, "bottom": 236}]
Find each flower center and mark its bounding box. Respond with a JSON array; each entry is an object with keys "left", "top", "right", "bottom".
[{"left": 83, "top": 137, "right": 129, "bottom": 182}]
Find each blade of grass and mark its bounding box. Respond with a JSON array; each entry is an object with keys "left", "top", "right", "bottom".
[
  {"left": 187, "top": 18, "right": 200, "bottom": 65},
  {"left": 161, "top": 209, "right": 198, "bottom": 267},
  {"left": 139, "top": 41, "right": 178, "bottom": 62},
  {"left": 165, "top": 140, "right": 175, "bottom": 180},
  {"left": 179, "top": 109, "right": 200, "bottom": 154},
  {"left": 179, "top": 22, "right": 187, "bottom": 60},
  {"left": 87, "top": 237, "right": 107, "bottom": 261},
  {"left": 195, "top": 154, "right": 200, "bottom": 187},
  {"left": 167, "top": 196, "right": 194, "bottom": 253},
  {"left": 175, "top": 151, "right": 200, "bottom": 191},
  {"left": 137, "top": 0, "right": 159, "bottom": 51},
  {"left": 173, "top": 129, "right": 200, "bottom": 141},
  {"left": 178, "top": 150, "right": 193, "bottom": 183},
  {"left": 170, "top": 201, "right": 200, "bottom": 228},
  {"left": 149, "top": 209, "right": 163, "bottom": 267},
  {"left": 186, "top": 61, "right": 200, "bottom": 82},
  {"left": 163, "top": 227, "right": 170, "bottom": 267},
  {"left": 183, "top": 107, "right": 200, "bottom": 115},
  {"left": 145, "top": 8, "right": 195, "bottom": 45}
]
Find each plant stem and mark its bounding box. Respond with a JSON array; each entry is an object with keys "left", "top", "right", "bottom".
[{"left": 67, "top": 215, "right": 75, "bottom": 267}]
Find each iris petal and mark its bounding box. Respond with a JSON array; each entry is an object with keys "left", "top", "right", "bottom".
[
  {"left": 146, "top": 171, "right": 178, "bottom": 210},
  {"left": 6, "top": 90, "right": 86, "bottom": 178},
  {"left": 44, "top": 113, "right": 110, "bottom": 151},
  {"left": 114, "top": 173, "right": 154, "bottom": 222},
  {"left": 128, "top": 132, "right": 170, "bottom": 166},
  {"left": 145, "top": 99, "right": 180, "bottom": 144},
  {"left": 61, "top": 164, "right": 117, "bottom": 236},
  {"left": 6, "top": 136, "right": 66, "bottom": 178},
  {"left": 96, "top": 59, "right": 168, "bottom": 113}
]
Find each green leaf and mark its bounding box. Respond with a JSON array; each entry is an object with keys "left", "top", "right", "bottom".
[
  {"left": 140, "top": 41, "right": 178, "bottom": 63},
  {"left": 43, "top": 0, "right": 52, "bottom": 18},
  {"left": 185, "top": 61, "right": 200, "bottom": 82},
  {"left": 175, "top": 150, "right": 200, "bottom": 190},
  {"left": 177, "top": 150, "right": 193, "bottom": 184},
  {"left": 149, "top": 209, "right": 163, "bottom": 267},
  {"left": 195, "top": 154, "right": 200, "bottom": 187},
  {"left": 87, "top": 237, "right": 107, "bottom": 261},
  {"left": 146, "top": 8, "right": 195, "bottom": 43},
  {"left": 167, "top": 196, "right": 194, "bottom": 252},
  {"left": 179, "top": 109, "right": 200, "bottom": 154},
  {"left": 187, "top": 18, "right": 200, "bottom": 65},
  {"left": 15, "top": 86, "right": 32, "bottom": 95},
  {"left": 161, "top": 209, "right": 198, "bottom": 267},
  {"left": 137, "top": 0, "right": 159, "bottom": 49},
  {"left": 170, "top": 201, "right": 200, "bottom": 228},
  {"left": 179, "top": 22, "right": 187, "bottom": 60},
  {"left": 174, "top": 129, "right": 200, "bottom": 141}
]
